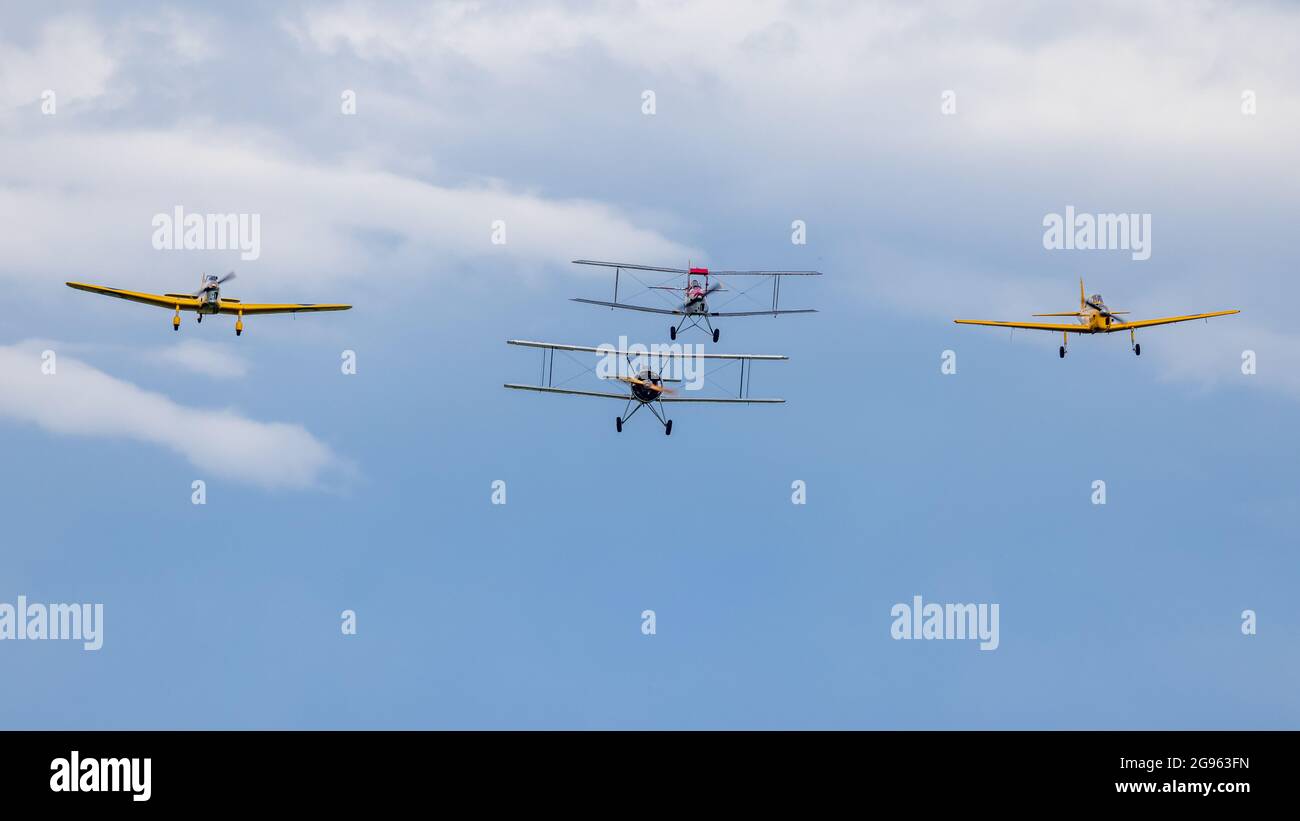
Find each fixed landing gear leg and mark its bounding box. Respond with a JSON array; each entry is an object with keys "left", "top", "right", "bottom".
[
  {"left": 647, "top": 401, "right": 672, "bottom": 435},
  {"left": 1131, "top": 329, "right": 1140, "bottom": 356},
  {"left": 235, "top": 311, "right": 244, "bottom": 337},
  {"left": 173, "top": 306, "right": 181, "bottom": 332},
  {"left": 1059, "top": 331, "right": 1067, "bottom": 358}
]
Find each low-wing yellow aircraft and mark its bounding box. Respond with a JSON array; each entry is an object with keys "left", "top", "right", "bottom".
[
  {"left": 955, "top": 279, "right": 1238, "bottom": 358},
  {"left": 66, "top": 273, "right": 351, "bottom": 335}
]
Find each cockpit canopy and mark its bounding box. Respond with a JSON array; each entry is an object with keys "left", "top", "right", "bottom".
[{"left": 1088, "top": 293, "right": 1106, "bottom": 308}]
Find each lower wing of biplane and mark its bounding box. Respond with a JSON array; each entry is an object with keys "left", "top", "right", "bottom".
[
  {"left": 503, "top": 339, "right": 787, "bottom": 435},
  {"left": 66, "top": 282, "right": 351, "bottom": 335},
  {"left": 569, "top": 259, "right": 821, "bottom": 341}
]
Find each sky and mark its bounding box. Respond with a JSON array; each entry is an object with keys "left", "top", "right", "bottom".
[{"left": 0, "top": 1, "right": 1296, "bottom": 729}]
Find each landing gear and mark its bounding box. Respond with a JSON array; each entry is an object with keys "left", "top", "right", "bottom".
[
  {"left": 1059, "top": 331, "right": 1067, "bottom": 359},
  {"left": 235, "top": 314, "right": 244, "bottom": 337},
  {"left": 669, "top": 326, "right": 676, "bottom": 340},
  {"left": 1134, "top": 343, "right": 1141, "bottom": 356},
  {"left": 712, "top": 328, "right": 720, "bottom": 343},
  {"left": 196, "top": 314, "right": 202, "bottom": 323},
  {"left": 1130, "top": 329, "right": 1139, "bottom": 356},
  {"left": 626, "top": 397, "right": 673, "bottom": 435},
  {"left": 173, "top": 309, "right": 181, "bottom": 332},
  {"left": 616, "top": 417, "right": 623, "bottom": 433},
  {"left": 1059, "top": 345, "right": 1065, "bottom": 358}
]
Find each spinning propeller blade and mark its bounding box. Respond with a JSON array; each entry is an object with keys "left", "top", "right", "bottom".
[{"left": 617, "top": 375, "right": 675, "bottom": 395}]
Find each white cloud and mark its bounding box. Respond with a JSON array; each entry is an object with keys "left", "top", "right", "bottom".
[
  {"left": 0, "top": 128, "right": 697, "bottom": 291},
  {"left": 0, "top": 340, "right": 339, "bottom": 489},
  {"left": 288, "top": 0, "right": 1300, "bottom": 152},
  {"left": 145, "top": 339, "right": 249, "bottom": 379},
  {"left": 0, "top": 16, "right": 117, "bottom": 111}
]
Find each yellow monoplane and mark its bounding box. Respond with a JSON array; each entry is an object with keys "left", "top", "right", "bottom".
[
  {"left": 955, "top": 279, "right": 1238, "bottom": 358},
  {"left": 67, "top": 273, "right": 351, "bottom": 336}
]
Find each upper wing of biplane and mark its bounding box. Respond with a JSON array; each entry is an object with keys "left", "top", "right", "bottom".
[
  {"left": 1107, "top": 310, "right": 1239, "bottom": 330},
  {"left": 572, "top": 260, "right": 822, "bottom": 277},
  {"left": 506, "top": 340, "right": 787, "bottom": 360},
  {"left": 569, "top": 298, "right": 815, "bottom": 317},
  {"left": 67, "top": 282, "right": 201, "bottom": 309},
  {"left": 700, "top": 269, "right": 823, "bottom": 277},
  {"left": 572, "top": 260, "right": 691, "bottom": 274}
]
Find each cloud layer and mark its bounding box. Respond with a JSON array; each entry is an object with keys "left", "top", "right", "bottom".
[{"left": 0, "top": 340, "right": 338, "bottom": 489}]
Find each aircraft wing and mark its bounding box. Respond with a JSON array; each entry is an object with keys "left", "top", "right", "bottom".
[
  {"left": 707, "top": 308, "right": 817, "bottom": 317},
  {"left": 571, "top": 298, "right": 815, "bottom": 317},
  {"left": 571, "top": 298, "right": 682, "bottom": 315},
  {"left": 572, "top": 261, "right": 823, "bottom": 277},
  {"left": 67, "top": 282, "right": 200, "bottom": 310},
  {"left": 660, "top": 396, "right": 784, "bottom": 404},
  {"left": 507, "top": 340, "right": 787, "bottom": 361},
  {"left": 503, "top": 384, "right": 629, "bottom": 400},
  {"left": 710, "top": 270, "right": 823, "bottom": 276},
  {"left": 218, "top": 302, "right": 351, "bottom": 315},
  {"left": 1109, "top": 310, "right": 1239, "bottom": 330},
  {"left": 953, "top": 319, "right": 1093, "bottom": 333},
  {"left": 571, "top": 260, "right": 689, "bottom": 274}
]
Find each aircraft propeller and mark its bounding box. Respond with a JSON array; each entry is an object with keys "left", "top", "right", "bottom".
[
  {"left": 192, "top": 271, "right": 236, "bottom": 296},
  {"left": 616, "top": 375, "right": 675, "bottom": 395}
]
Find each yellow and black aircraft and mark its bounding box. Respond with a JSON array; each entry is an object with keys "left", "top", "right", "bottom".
[
  {"left": 955, "top": 279, "right": 1238, "bottom": 358},
  {"left": 67, "top": 273, "right": 351, "bottom": 336}
]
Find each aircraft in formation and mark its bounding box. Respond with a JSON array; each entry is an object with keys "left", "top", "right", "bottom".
[
  {"left": 569, "top": 259, "right": 821, "bottom": 341},
  {"left": 503, "top": 340, "right": 787, "bottom": 435},
  {"left": 61, "top": 269, "right": 1240, "bottom": 436},
  {"left": 505, "top": 258, "right": 818, "bottom": 433},
  {"left": 955, "top": 279, "right": 1239, "bottom": 358},
  {"left": 66, "top": 273, "right": 351, "bottom": 335}
]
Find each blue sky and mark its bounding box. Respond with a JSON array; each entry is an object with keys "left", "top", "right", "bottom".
[{"left": 1, "top": 1, "right": 1297, "bottom": 728}]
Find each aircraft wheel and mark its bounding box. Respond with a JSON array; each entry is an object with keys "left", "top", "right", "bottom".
[
  {"left": 1058, "top": 345, "right": 1065, "bottom": 358},
  {"left": 712, "top": 328, "right": 720, "bottom": 343},
  {"left": 669, "top": 326, "right": 676, "bottom": 340},
  {"left": 664, "top": 420, "right": 673, "bottom": 436},
  {"left": 1134, "top": 343, "right": 1141, "bottom": 356},
  {"left": 236, "top": 329, "right": 242, "bottom": 337},
  {"left": 616, "top": 417, "right": 623, "bottom": 433},
  {"left": 197, "top": 315, "right": 202, "bottom": 323}
]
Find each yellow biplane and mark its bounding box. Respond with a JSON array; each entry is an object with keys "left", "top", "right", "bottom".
[
  {"left": 955, "top": 279, "right": 1238, "bottom": 358},
  {"left": 67, "top": 273, "right": 351, "bottom": 336}
]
